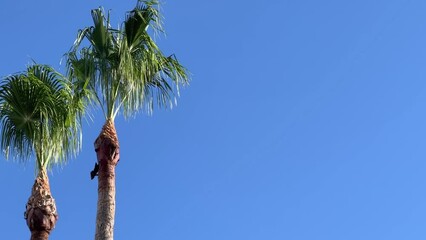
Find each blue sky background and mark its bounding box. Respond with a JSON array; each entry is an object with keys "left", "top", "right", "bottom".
[{"left": 1, "top": 0, "right": 426, "bottom": 239}]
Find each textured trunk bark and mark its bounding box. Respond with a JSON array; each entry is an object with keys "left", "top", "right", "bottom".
[
  {"left": 30, "top": 230, "right": 49, "bottom": 240},
  {"left": 94, "top": 119, "right": 120, "bottom": 240},
  {"left": 25, "top": 169, "right": 58, "bottom": 240}
]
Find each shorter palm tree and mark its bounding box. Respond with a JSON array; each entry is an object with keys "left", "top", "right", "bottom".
[{"left": 0, "top": 64, "right": 83, "bottom": 240}]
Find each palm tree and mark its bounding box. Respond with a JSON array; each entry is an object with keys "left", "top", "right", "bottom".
[
  {"left": 0, "top": 64, "right": 83, "bottom": 240},
  {"left": 66, "top": 0, "right": 189, "bottom": 239}
]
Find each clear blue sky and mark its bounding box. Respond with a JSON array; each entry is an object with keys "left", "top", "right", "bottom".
[{"left": 1, "top": 0, "right": 426, "bottom": 239}]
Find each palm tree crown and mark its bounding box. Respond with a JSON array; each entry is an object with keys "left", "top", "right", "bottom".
[
  {"left": 67, "top": 0, "right": 189, "bottom": 121},
  {"left": 0, "top": 64, "right": 82, "bottom": 170}
]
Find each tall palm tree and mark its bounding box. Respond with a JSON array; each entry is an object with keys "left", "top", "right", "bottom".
[
  {"left": 66, "top": 0, "right": 189, "bottom": 239},
  {"left": 0, "top": 64, "right": 83, "bottom": 240}
]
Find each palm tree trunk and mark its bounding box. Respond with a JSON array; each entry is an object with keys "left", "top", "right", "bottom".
[
  {"left": 25, "top": 169, "right": 58, "bottom": 240},
  {"left": 94, "top": 119, "right": 120, "bottom": 240}
]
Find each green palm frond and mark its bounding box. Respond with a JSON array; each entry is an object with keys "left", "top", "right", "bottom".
[
  {"left": 67, "top": 0, "right": 189, "bottom": 121},
  {"left": 0, "top": 64, "right": 83, "bottom": 171},
  {"left": 124, "top": 0, "right": 163, "bottom": 49}
]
